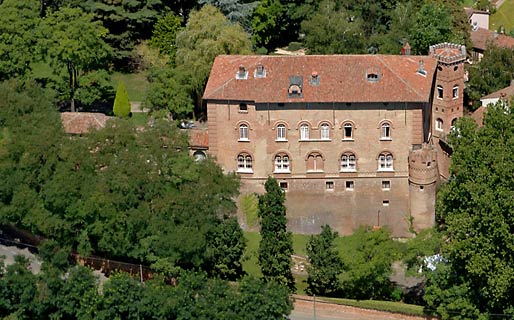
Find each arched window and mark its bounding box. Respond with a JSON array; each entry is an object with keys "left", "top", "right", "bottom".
[
  {"left": 320, "top": 123, "right": 330, "bottom": 140},
  {"left": 436, "top": 118, "right": 444, "bottom": 131},
  {"left": 276, "top": 124, "right": 287, "bottom": 141},
  {"left": 381, "top": 122, "right": 391, "bottom": 140},
  {"left": 193, "top": 150, "right": 206, "bottom": 162},
  {"left": 452, "top": 85, "right": 459, "bottom": 99},
  {"left": 300, "top": 123, "right": 310, "bottom": 140},
  {"left": 239, "top": 124, "right": 249, "bottom": 141},
  {"left": 237, "top": 153, "right": 253, "bottom": 172},
  {"left": 437, "top": 85, "right": 443, "bottom": 99},
  {"left": 378, "top": 152, "right": 393, "bottom": 171},
  {"left": 341, "top": 153, "right": 356, "bottom": 172},
  {"left": 307, "top": 152, "right": 323, "bottom": 172},
  {"left": 274, "top": 154, "right": 290, "bottom": 173},
  {"left": 343, "top": 123, "right": 353, "bottom": 140}
]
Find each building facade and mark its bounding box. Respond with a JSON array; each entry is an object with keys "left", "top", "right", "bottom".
[{"left": 202, "top": 43, "right": 465, "bottom": 237}]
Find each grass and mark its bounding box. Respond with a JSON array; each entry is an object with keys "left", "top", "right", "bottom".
[
  {"left": 240, "top": 194, "right": 259, "bottom": 228},
  {"left": 128, "top": 112, "right": 149, "bottom": 127},
  {"left": 490, "top": 0, "right": 514, "bottom": 32},
  {"left": 462, "top": 0, "right": 475, "bottom": 6},
  {"left": 243, "top": 232, "right": 262, "bottom": 277},
  {"left": 111, "top": 71, "right": 149, "bottom": 102},
  {"left": 319, "top": 297, "right": 426, "bottom": 316}
]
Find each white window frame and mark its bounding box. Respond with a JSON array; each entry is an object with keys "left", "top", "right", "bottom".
[
  {"left": 381, "top": 122, "right": 391, "bottom": 140},
  {"left": 300, "top": 124, "right": 310, "bottom": 140},
  {"left": 341, "top": 153, "right": 356, "bottom": 172},
  {"left": 452, "top": 85, "right": 459, "bottom": 99},
  {"left": 320, "top": 123, "right": 330, "bottom": 140},
  {"left": 343, "top": 123, "right": 353, "bottom": 140},
  {"left": 239, "top": 124, "right": 249, "bottom": 141},
  {"left": 276, "top": 124, "right": 287, "bottom": 141},
  {"left": 436, "top": 118, "right": 444, "bottom": 131},
  {"left": 345, "top": 181, "right": 354, "bottom": 191},
  {"left": 237, "top": 154, "right": 253, "bottom": 173},
  {"left": 437, "top": 85, "right": 443, "bottom": 99},
  {"left": 382, "top": 180, "right": 391, "bottom": 190},
  {"left": 378, "top": 153, "right": 394, "bottom": 171},
  {"left": 274, "top": 154, "right": 290, "bottom": 173}
]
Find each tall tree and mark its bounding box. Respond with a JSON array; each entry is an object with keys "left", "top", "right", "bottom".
[
  {"left": 306, "top": 225, "right": 344, "bottom": 296},
  {"left": 408, "top": 3, "right": 454, "bottom": 54},
  {"left": 38, "top": 7, "right": 111, "bottom": 111},
  {"left": 175, "top": 5, "right": 252, "bottom": 114},
  {"left": 199, "top": 0, "right": 258, "bottom": 31},
  {"left": 425, "top": 105, "right": 514, "bottom": 318},
  {"left": 0, "top": 0, "right": 41, "bottom": 80},
  {"left": 258, "top": 177, "right": 295, "bottom": 291},
  {"left": 150, "top": 12, "right": 183, "bottom": 61},
  {"left": 466, "top": 45, "right": 514, "bottom": 110}
]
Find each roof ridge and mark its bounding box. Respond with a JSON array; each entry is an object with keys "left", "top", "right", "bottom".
[{"left": 376, "top": 56, "right": 425, "bottom": 100}]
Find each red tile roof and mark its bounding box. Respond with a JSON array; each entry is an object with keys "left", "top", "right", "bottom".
[
  {"left": 481, "top": 83, "right": 514, "bottom": 100},
  {"left": 188, "top": 129, "right": 209, "bottom": 148},
  {"left": 203, "top": 55, "right": 437, "bottom": 104},
  {"left": 60, "top": 112, "right": 111, "bottom": 134},
  {"left": 472, "top": 106, "right": 487, "bottom": 126},
  {"left": 471, "top": 28, "right": 514, "bottom": 51}
]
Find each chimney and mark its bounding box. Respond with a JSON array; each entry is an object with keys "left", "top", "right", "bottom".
[
  {"left": 417, "top": 60, "right": 427, "bottom": 76},
  {"left": 401, "top": 41, "right": 411, "bottom": 55}
]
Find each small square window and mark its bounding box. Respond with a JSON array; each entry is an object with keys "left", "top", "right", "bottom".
[
  {"left": 383, "top": 200, "right": 389, "bottom": 206},
  {"left": 239, "top": 103, "right": 248, "bottom": 112},
  {"left": 279, "top": 181, "right": 288, "bottom": 191},
  {"left": 326, "top": 181, "right": 334, "bottom": 191},
  {"left": 420, "top": 186, "right": 424, "bottom": 191},
  {"left": 345, "top": 181, "right": 354, "bottom": 190},
  {"left": 382, "top": 181, "right": 390, "bottom": 190}
]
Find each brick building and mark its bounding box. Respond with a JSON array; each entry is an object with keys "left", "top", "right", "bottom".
[{"left": 202, "top": 43, "right": 466, "bottom": 237}]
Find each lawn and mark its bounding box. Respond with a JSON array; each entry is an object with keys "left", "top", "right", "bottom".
[
  {"left": 111, "top": 71, "right": 149, "bottom": 102},
  {"left": 490, "top": 0, "right": 514, "bottom": 32},
  {"left": 462, "top": 0, "right": 475, "bottom": 6},
  {"left": 319, "top": 297, "right": 425, "bottom": 316}
]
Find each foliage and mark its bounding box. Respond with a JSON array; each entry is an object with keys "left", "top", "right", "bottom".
[
  {"left": 75, "top": 69, "right": 115, "bottom": 109},
  {"left": 144, "top": 65, "right": 194, "bottom": 118},
  {"left": 426, "top": 105, "right": 514, "bottom": 317},
  {"left": 0, "top": 259, "right": 292, "bottom": 319},
  {"left": 258, "top": 177, "right": 295, "bottom": 292},
  {"left": 408, "top": 3, "right": 454, "bottom": 54},
  {"left": 322, "top": 296, "right": 426, "bottom": 316},
  {"left": 113, "top": 81, "right": 131, "bottom": 117},
  {"left": 38, "top": 7, "right": 111, "bottom": 111},
  {"left": 402, "top": 228, "right": 442, "bottom": 275},
  {"left": 301, "top": 0, "right": 366, "bottom": 54},
  {"left": 306, "top": 225, "right": 344, "bottom": 296},
  {"left": 250, "top": 0, "right": 284, "bottom": 50},
  {"left": 200, "top": 0, "right": 258, "bottom": 31},
  {"left": 175, "top": 5, "right": 252, "bottom": 111},
  {"left": 466, "top": 45, "right": 514, "bottom": 109},
  {"left": 338, "top": 227, "right": 398, "bottom": 300},
  {"left": 150, "top": 12, "right": 183, "bottom": 61},
  {"left": 0, "top": 0, "right": 41, "bottom": 81}
]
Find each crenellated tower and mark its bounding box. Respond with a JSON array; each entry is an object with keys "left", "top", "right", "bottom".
[
  {"left": 408, "top": 143, "right": 438, "bottom": 232},
  {"left": 429, "top": 43, "right": 467, "bottom": 179}
]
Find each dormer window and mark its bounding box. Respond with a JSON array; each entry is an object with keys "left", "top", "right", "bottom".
[
  {"left": 254, "top": 64, "right": 266, "bottom": 78},
  {"left": 236, "top": 65, "right": 248, "bottom": 80},
  {"left": 310, "top": 71, "right": 320, "bottom": 86},
  {"left": 288, "top": 76, "right": 303, "bottom": 98},
  {"left": 366, "top": 67, "right": 380, "bottom": 82}
]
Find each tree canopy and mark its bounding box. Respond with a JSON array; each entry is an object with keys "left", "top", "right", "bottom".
[{"left": 425, "top": 105, "right": 514, "bottom": 318}]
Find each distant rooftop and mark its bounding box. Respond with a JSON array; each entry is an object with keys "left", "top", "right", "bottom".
[{"left": 61, "top": 112, "right": 111, "bottom": 134}]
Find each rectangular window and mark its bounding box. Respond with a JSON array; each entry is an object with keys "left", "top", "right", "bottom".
[
  {"left": 345, "top": 181, "right": 354, "bottom": 190},
  {"left": 382, "top": 180, "right": 391, "bottom": 190},
  {"left": 300, "top": 125, "right": 309, "bottom": 140},
  {"left": 279, "top": 181, "right": 288, "bottom": 191},
  {"left": 437, "top": 85, "right": 443, "bottom": 99},
  {"left": 239, "top": 103, "right": 248, "bottom": 112},
  {"left": 320, "top": 124, "right": 330, "bottom": 140},
  {"left": 276, "top": 125, "right": 287, "bottom": 141},
  {"left": 343, "top": 124, "right": 353, "bottom": 140},
  {"left": 383, "top": 200, "right": 390, "bottom": 206},
  {"left": 239, "top": 125, "right": 249, "bottom": 140},
  {"left": 452, "top": 86, "right": 459, "bottom": 99},
  {"left": 326, "top": 181, "right": 334, "bottom": 191}
]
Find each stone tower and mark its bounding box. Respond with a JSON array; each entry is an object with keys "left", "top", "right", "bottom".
[
  {"left": 408, "top": 144, "right": 438, "bottom": 232},
  {"left": 429, "top": 43, "right": 467, "bottom": 179}
]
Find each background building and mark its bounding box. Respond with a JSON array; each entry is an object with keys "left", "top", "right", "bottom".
[{"left": 202, "top": 43, "right": 465, "bottom": 237}]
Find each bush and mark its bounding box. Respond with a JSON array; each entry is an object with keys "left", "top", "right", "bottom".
[
  {"left": 113, "top": 81, "right": 131, "bottom": 117},
  {"left": 287, "top": 42, "right": 303, "bottom": 51}
]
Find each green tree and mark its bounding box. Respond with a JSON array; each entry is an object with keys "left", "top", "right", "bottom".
[
  {"left": 0, "top": 256, "right": 38, "bottom": 318},
  {"left": 301, "top": 0, "right": 366, "bottom": 54},
  {"left": 0, "top": 0, "right": 41, "bottom": 81},
  {"left": 150, "top": 11, "right": 183, "bottom": 61},
  {"left": 466, "top": 45, "right": 514, "bottom": 109},
  {"left": 175, "top": 5, "right": 252, "bottom": 114},
  {"left": 306, "top": 225, "right": 344, "bottom": 296},
  {"left": 408, "top": 3, "right": 454, "bottom": 54},
  {"left": 425, "top": 105, "right": 514, "bottom": 318},
  {"left": 38, "top": 7, "right": 111, "bottom": 112},
  {"left": 75, "top": 69, "right": 115, "bottom": 110},
  {"left": 113, "top": 81, "right": 131, "bottom": 117},
  {"left": 200, "top": 0, "right": 258, "bottom": 31},
  {"left": 258, "top": 177, "right": 295, "bottom": 291},
  {"left": 250, "top": 0, "right": 284, "bottom": 50}
]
